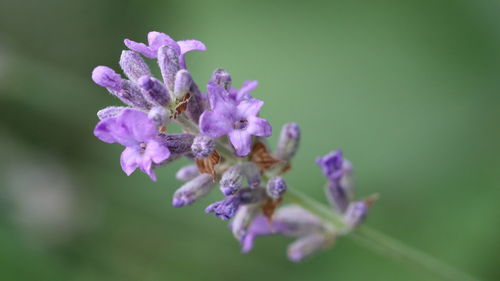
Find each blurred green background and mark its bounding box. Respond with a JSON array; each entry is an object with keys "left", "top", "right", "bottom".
[{"left": 0, "top": 0, "right": 499, "bottom": 280}]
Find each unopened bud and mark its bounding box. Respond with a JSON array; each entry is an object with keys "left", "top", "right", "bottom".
[
  {"left": 148, "top": 106, "right": 170, "bottom": 128},
  {"left": 343, "top": 200, "right": 368, "bottom": 228},
  {"left": 137, "top": 76, "right": 171, "bottom": 106},
  {"left": 211, "top": 68, "right": 232, "bottom": 90},
  {"left": 160, "top": 133, "right": 195, "bottom": 154},
  {"left": 220, "top": 165, "right": 243, "bottom": 196},
  {"left": 118, "top": 80, "right": 152, "bottom": 109},
  {"left": 266, "top": 177, "right": 287, "bottom": 199},
  {"left": 91, "top": 66, "right": 122, "bottom": 92},
  {"left": 287, "top": 233, "right": 333, "bottom": 262},
  {"left": 191, "top": 135, "right": 215, "bottom": 158},
  {"left": 119, "top": 50, "right": 151, "bottom": 82},
  {"left": 276, "top": 123, "right": 300, "bottom": 161},
  {"left": 232, "top": 204, "right": 261, "bottom": 239},
  {"left": 157, "top": 45, "right": 180, "bottom": 91},
  {"left": 175, "top": 165, "right": 200, "bottom": 181},
  {"left": 173, "top": 69, "right": 192, "bottom": 99},
  {"left": 97, "top": 106, "right": 127, "bottom": 120},
  {"left": 242, "top": 162, "right": 261, "bottom": 189},
  {"left": 172, "top": 174, "right": 215, "bottom": 207}
]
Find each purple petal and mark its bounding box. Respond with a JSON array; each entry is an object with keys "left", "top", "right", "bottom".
[
  {"left": 124, "top": 39, "right": 155, "bottom": 58},
  {"left": 139, "top": 157, "right": 157, "bottom": 181},
  {"left": 117, "top": 109, "right": 157, "bottom": 142},
  {"left": 145, "top": 140, "right": 171, "bottom": 163},
  {"left": 229, "top": 130, "right": 252, "bottom": 156},
  {"left": 236, "top": 98, "right": 264, "bottom": 118},
  {"left": 236, "top": 80, "right": 258, "bottom": 101},
  {"left": 178, "top": 40, "right": 207, "bottom": 54},
  {"left": 148, "top": 31, "right": 179, "bottom": 54},
  {"left": 120, "top": 147, "right": 140, "bottom": 176},
  {"left": 199, "top": 110, "right": 232, "bottom": 138},
  {"left": 91, "top": 66, "right": 122, "bottom": 91},
  {"left": 247, "top": 116, "right": 272, "bottom": 137},
  {"left": 94, "top": 117, "right": 136, "bottom": 147}
]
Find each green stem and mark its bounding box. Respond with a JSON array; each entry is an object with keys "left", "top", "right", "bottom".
[{"left": 285, "top": 188, "right": 478, "bottom": 281}]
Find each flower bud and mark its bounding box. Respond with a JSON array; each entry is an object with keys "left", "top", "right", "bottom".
[
  {"left": 118, "top": 80, "right": 152, "bottom": 109},
  {"left": 160, "top": 133, "right": 195, "bottom": 154},
  {"left": 96, "top": 106, "right": 127, "bottom": 120},
  {"left": 232, "top": 204, "right": 261, "bottom": 240},
  {"left": 220, "top": 165, "right": 243, "bottom": 196},
  {"left": 148, "top": 106, "right": 170, "bottom": 128},
  {"left": 91, "top": 66, "right": 122, "bottom": 92},
  {"left": 191, "top": 135, "right": 215, "bottom": 158},
  {"left": 206, "top": 188, "right": 265, "bottom": 220},
  {"left": 266, "top": 177, "right": 287, "bottom": 200},
  {"left": 186, "top": 83, "right": 204, "bottom": 123},
  {"left": 242, "top": 162, "right": 261, "bottom": 189},
  {"left": 325, "top": 181, "right": 349, "bottom": 214},
  {"left": 173, "top": 69, "right": 192, "bottom": 99},
  {"left": 175, "top": 164, "right": 199, "bottom": 181},
  {"left": 287, "top": 233, "right": 333, "bottom": 262},
  {"left": 119, "top": 50, "right": 151, "bottom": 82},
  {"left": 276, "top": 123, "right": 300, "bottom": 161},
  {"left": 343, "top": 200, "right": 368, "bottom": 228},
  {"left": 172, "top": 174, "right": 215, "bottom": 207},
  {"left": 137, "top": 76, "right": 171, "bottom": 106},
  {"left": 157, "top": 45, "right": 180, "bottom": 91},
  {"left": 211, "top": 68, "right": 232, "bottom": 90}
]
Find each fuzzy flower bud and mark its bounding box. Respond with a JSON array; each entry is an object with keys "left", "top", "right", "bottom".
[
  {"left": 175, "top": 165, "right": 199, "bottom": 181},
  {"left": 96, "top": 106, "right": 127, "bottom": 120},
  {"left": 206, "top": 188, "right": 265, "bottom": 220},
  {"left": 118, "top": 80, "right": 152, "bottom": 109},
  {"left": 172, "top": 174, "right": 215, "bottom": 207},
  {"left": 232, "top": 204, "right": 261, "bottom": 240},
  {"left": 191, "top": 135, "right": 215, "bottom": 158},
  {"left": 220, "top": 165, "right": 243, "bottom": 196},
  {"left": 173, "top": 69, "right": 192, "bottom": 99},
  {"left": 119, "top": 50, "right": 151, "bottom": 82},
  {"left": 266, "top": 177, "right": 287, "bottom": 200},
  {"left": 242, "top": 162, "right": 261, "bottom": 189},
  {"left": 344, "top": 201, "right": 368, "bottom": 228},
  {"left": 287, "top": 233, "right": 333, "bottom": 262},
  {"left": 276, "top": 123, "right": 301, "bottom": 161},
  {"left": 137, "top": 76, "right": 171, "bottom": 106},
  {"left": 92, "top": 66, "right": 122, "bottom": 92},
  {"left": 160, "top": 133, "right": 195, "bottom": 154},
  {"left": 148, "top": 106, "right": 170, "bottom": 128},
  {"left": 211, "top": 68, "right": 232, "bottom": 90},
  {"left": 157, "top": 45, "right": 180, "bottom": 91}
]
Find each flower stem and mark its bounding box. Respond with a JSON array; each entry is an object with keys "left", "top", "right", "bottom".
[{"left": 285, "top": 188, "right": 478, "bottom": 281}]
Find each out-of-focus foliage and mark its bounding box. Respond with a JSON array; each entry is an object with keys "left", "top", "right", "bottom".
[{"left": 0, "top": 0, "right": 499, "bottom": 280}]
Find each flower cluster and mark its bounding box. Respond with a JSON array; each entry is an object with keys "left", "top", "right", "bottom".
[{"left": 92, "top": 31, "right": 374, "bottom": 262}]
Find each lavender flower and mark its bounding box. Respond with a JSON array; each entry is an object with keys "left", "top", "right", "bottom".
[
  {"left": 92, "top": 31, "right": 375, "bottom": 264},
  {"left": 93, "top": 109, "right": 170, "bottom": 181},
  {"left": 200, "top": 82, "right": 272, "bottom": 156}
]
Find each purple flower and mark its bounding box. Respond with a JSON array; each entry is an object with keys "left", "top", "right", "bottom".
[
  {"left": 240, "top": 205, "right": 326, "bottom": 253},
  {"left": 205, "top": 188, "right": 264, "bottom": 220},
  {"left": 199, "top": 83, "right": 272, "bottom": 156},
  {"left": 316, "top": 150, "right": 345, "bottom": 182},
  {"left": 124, "top": 31, "right": 206, "bottom": 68},
  {"left": 93, "top": 109, "right": 170, "bottom": 181}
]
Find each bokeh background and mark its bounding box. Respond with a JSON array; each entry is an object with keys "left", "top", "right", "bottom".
[{"left": 0, "top": 0, "right": 499, "bottom": 280}]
